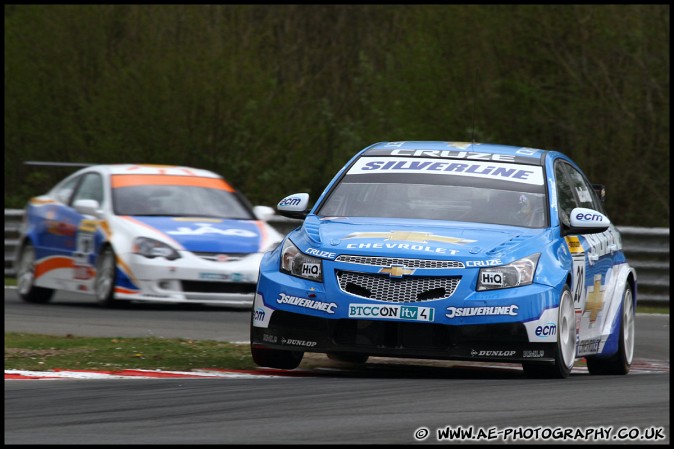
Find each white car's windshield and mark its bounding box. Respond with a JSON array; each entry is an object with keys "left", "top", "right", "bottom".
[
  {"left": 112, "top": 181, "right": 253, "bottom": 219},
  {"left": 318, "top": 158, "right": 548, "bottom": 228}
]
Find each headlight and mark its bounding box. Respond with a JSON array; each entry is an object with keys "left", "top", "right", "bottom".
[
  {"left": 477, "top": 253, "right": 540, "bottom": 291},
  {"left": 132, "top": 237, "right": 181, "bottom": 260},
  {"left": 280, "top": 238, "right": 323, "bottom": 282}
]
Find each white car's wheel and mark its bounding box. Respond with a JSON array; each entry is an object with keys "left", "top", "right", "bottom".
[
  {"left": 95, "top": 247, "right": 119, "bottom": 307},
  {"left": 16, "top": 243, "right": 54, "bottom": 304},
  {"left": 523, "top": 286, "right": 576, "bottom": 378},
  {"left": 586, "top": 284, "right": 634, "bottom": 375}
]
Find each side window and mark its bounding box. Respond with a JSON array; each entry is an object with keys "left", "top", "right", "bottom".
[
  {"left": 564, "top": 166, "right": 604, "bottom": 214},
  {"left": 72, "top": 173, "right": 104, "bottom": 206},
  {"left": 564, "top": 165, "right": 602, "bottom": 211},
  {"left": 554, "top": 163, "right": 576, "bottom": 226},
  {"left": 55, "top": 176, "right": 80, "bottom": 204}
]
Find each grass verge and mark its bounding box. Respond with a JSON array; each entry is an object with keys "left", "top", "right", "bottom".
[
  {"left": 4, "top": 333, "right": 257, "bottom": 371},
  {"left": 636, "top": 304, "right": 670, "bottom": 314}
]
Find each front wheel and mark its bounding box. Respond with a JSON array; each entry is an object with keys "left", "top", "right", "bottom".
[
  {"left": 16, "top": 243, "right": 54, "bottom": 304},
  {"left": 251, "top": 346, "right": 303, "bottom": 369},
  {"left": 586, "top": 284, "right": 634, "bottom": 375},
  {"left": 523, "top": 286, "right": 577, "bottom": 379},
  {"left": 95, "top": 247, "right": 120, "bottom": 307}
]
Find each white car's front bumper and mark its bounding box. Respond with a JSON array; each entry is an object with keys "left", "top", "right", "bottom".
[{"left": 114, "top": 251, "right": 264, "bottom": 308}]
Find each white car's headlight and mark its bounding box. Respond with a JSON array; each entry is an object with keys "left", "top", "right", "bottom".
[
  {"left": 132, "top": 237, "right": 181, "bottom": 260},
  {"left": 280, "top": 238, "right": 323, "bottom": 282},
  {"left": 477, "top": 253, "right": 540, "bottom": 291}
]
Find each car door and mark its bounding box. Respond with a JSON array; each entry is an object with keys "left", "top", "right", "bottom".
[
  {"left": 34, "top": 175, "right": 82, "bottom": 285},
  {"left": 68, "top": 172, "right": 105, "bottom": 290},
  {"left": 555, "top": 161, "right": 619, "bottom": 354}
]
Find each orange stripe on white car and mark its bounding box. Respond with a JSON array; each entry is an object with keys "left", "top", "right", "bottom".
[
  {"left": 35, "top": 256, "right": 74, "bottom": 279},
  {"left": 115, "top": 253, "right": 140, "bottom": 288},
  {"left": 29, "top": 198, "right": 57, "bottom": 206},
  {"left": 254, "top": 220, "right": 269, "bottom": 252},
  {"left": 111, "top": 175, "right": 233, "bottom": 191}
]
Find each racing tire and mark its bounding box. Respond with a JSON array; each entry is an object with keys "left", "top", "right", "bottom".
[
  {"left": 95, "top": 247, "right": 121, "bottom": 308},
  {"left": 523, "top": 286, "right": 576, "bottom": 379},
  {"left": 16, "top": 243, "right": 55, "bottom": 304},
  {"left": 251, "top": 346, "right": 303, "bottom": 370},
  {"left": 586, "top": 284, "right": 634, "bottom": 375},
  {"left": 327, "top": 352, "right": 370, "bottom": 364}
]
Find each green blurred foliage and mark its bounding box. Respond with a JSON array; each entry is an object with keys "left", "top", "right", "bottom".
[{"left": 4, "top": 5, "right": 669, "bottom": 226}]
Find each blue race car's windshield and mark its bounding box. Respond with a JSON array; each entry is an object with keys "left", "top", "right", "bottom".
[
  {"left": 319, "top": 182, "right": 547, "bottom": 228},
  {"left": 318, "top": 155, "right": 548, "bottom": 228},
  {"left": 113, "top": 185, "right": 254, "bottom": 219},
  {"left": 317, "top": 157, "right": 548, "bottom": 228}
]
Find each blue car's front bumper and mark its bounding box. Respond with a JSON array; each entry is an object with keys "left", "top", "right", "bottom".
[{"left": 251, "top": 264, "right": 565, "bottom": 364}]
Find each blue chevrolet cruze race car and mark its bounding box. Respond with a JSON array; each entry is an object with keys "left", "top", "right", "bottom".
[{"left": 250, "top": 141, "right": 637, "bottom": 378}]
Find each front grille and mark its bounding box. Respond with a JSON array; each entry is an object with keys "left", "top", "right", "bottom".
[
  {"left": 180, "top": 281, "right": 255, "bottom": 294},
  {"left": 191, "top": 252, "right": 246, "bottom": 263},
  {"left": 335, "top": 255, "right": 464, "bottom": 269},
  {"left": 337, "top": 271, "right": 460, "bottom": 303}
]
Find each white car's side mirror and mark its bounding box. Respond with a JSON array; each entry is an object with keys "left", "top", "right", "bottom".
[
  {"left": 73, "top": 199, "right": 101, "bottom": 218},
  {"left": 253, "top": 205, "right": 275, "bottom": 221}
]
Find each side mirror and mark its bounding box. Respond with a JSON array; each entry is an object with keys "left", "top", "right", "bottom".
[
  {"left": 276, "top": 193, "right": 310, "bottom": 219},
  {"left": 565, "top": 207, "right": 610, "bottom": 235},
  {"left": 73, "top": 199, "right": 101, "bottom": 217},
  {"left": 252, "top": 205, "right": 275, "bottom": 221}
]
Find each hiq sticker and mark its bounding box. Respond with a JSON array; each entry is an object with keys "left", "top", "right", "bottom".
[
  {"left": 480, "top": 271, "right": 503, "bottom": 286},
  {"left": 301, "top": 263, "right": 321, "bottom": 278}
]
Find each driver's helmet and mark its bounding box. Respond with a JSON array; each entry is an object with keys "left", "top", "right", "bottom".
[{"left": 519, "top": 194, "right": 532, "bottom": 213}]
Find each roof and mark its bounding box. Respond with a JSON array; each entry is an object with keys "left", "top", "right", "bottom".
[
  {"left": 95, "top": 164, "right": 222, "bottom": 178},
  {"left": 362, "top": 141, "right": 549, "bottom": 165}
]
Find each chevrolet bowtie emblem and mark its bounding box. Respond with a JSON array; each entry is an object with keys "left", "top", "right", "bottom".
[
  {"left": 585, "top": 274, "right": 605, "bottom": 322},
  {"left": 379, "top": 265, "right": 415, "bottom": 278},
  {"left": 344, "top": 231, "right": 476, "bottom": 245},
  {"left": 447, "top": 141, "right": 474, "bottom": 150}
]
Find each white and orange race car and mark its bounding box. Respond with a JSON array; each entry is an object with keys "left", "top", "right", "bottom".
[{"left": 15, "top": 164, "right": 282, "bottom": 308}]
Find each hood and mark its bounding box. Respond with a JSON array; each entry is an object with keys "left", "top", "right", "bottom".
[
  {"left": 294, "top": 216, "right": 545, "bottom": 260},
  {"left": 129, "top": 217, "right": 264, "bottom": 253}
]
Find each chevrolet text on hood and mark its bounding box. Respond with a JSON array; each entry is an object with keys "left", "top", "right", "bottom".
[{"left": 250, "top": 141, "right": 637, "bottom": 379}]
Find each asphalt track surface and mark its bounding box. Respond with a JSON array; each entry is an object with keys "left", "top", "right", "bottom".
[{"left": 4, "top": 288, "right": 671, "bottom": 444}]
